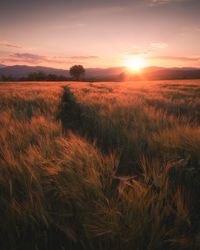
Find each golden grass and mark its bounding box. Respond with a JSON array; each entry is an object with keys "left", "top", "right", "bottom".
[{"left": 0, "top": 80, "right": 200, "bottom": 249}]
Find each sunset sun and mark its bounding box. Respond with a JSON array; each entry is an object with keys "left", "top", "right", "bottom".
[{"left": 123, "top": 56, "right": 147, "bottom": 71}]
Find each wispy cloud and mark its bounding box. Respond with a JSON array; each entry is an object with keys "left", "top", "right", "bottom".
[
  {"left": 122, "top": 46, "right": 153, "bottom": 57},
  {"left": 150, "top": 55, "right": 200, "bottom": 61},
  {"left": 8, "top": 53, "right": 58, "bottom": 64},
  {"left": 3, "top": 53, "right": 99, "bottom": 66},
  {"left": 69, "top": 55, "right": 99, "bottom": 60},
  {"left": 0, "top": 41, "right": 23, "bottom": 49},
  {"left": 12, "top": 53, "right": 45, "bottom": 61},
  {"left": 122, "top": 43, "right": 168, "bottom": 58},
  {"left": 148, "top": 0, "right": 188, "bottom": 6},
  {"left": 150, "top": 42, "right": 168, "bottom": 49}
]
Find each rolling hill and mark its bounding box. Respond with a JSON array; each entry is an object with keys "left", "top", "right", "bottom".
[{"left": 0, "top": 65, "right": 200, "bottom": 80}]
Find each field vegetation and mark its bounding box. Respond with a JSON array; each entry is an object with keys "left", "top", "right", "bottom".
[{"left": 0, "top": 80, "right": 200, "bottom": 250}]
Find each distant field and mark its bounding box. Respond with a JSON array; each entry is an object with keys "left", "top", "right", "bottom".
[{"left": 1, "top": 80, "right": 200, "bottom": 250}]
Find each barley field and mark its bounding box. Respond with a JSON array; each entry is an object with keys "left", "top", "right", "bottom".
[{"left": 1, "top": 80, "right": 200, "bottom": 250}]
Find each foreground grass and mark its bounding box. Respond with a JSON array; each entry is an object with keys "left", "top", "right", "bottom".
[{"left": 0, "top": 80, "right": 200, "bottom": 249}]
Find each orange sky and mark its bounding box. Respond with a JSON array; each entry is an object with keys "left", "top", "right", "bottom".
[{"left": 0, "top": 0, "right": 200, "bottom": 69}]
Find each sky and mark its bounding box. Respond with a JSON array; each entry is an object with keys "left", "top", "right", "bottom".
[{"left": 0, "top": 0, "right": 200, "bottom": 69}]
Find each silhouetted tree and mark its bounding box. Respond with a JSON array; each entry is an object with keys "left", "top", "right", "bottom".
[
  {"left": 0, "top": 75, "right": 14, "bottom": 81},
  {"left": 24, "top": 72, "right": 67, "bottom": 81},
  {"left": 27, "top": 71, "right": 46, "bottom": 81},
  {"left": 69, "top": 65, "right": 85, "bottom": 81}
]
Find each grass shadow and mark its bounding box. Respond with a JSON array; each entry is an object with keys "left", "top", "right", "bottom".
[{"left": 58, "top": 86, "right": 137, "bottom": 176}]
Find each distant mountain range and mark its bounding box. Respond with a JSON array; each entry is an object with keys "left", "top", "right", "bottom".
[
  {"left": 0, "top": 65, "right": 124, "bottom": 78},
  {"left": 141, "top": 66, "right": 200, "bottom": 80},
  {"left": 0, "top": 65, "right": 69, "bottom": 77},
  {"left": 0, "top": 64, "right": 6, "bottom": 69},
  {"left": 0, "top": 64, "right": 200, "bottom": 80}
]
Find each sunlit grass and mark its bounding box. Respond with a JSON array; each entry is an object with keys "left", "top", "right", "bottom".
[{"left": 0, "top": 80, "right": 200, "bottom": 249}]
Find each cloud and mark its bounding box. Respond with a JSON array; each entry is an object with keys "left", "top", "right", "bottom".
[
  {"left": 150, "top": 42, "right": 168, "bottom": 49},
  {"left": 148, "top": 0, "right": 188, "bottom": 6},
  {"left": 70, "top": 55, "right": 99, "bottom": 60},
  {"left": 12, "top": 53, "right": 45, "bottom": 61},
  {"left": 122, "top": 43, "right": 168, "bottom": 58},
  {"left": 150, "top": 55, "right": 200, "bottom": 61},
  {"left": 0, "top": 41, "right": 22, "bottom": 49},
  {"left": 122, "top": 47, "right": 153, "bottom": 57},
  {"left": 4, "top": 53, "right": 99, "bottom": 65},
  {"left": 9, "top": 53, "right": 57, "bottom": 64},
  {"left": 150, "top": 0, "right": 171, "bottom": 5}
]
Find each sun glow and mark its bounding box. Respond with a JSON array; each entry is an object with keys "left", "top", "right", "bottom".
[{"left": 123, "top": 56, "right": 147, "bottom": 71}]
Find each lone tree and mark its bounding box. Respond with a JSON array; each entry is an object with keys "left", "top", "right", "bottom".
[{"left": 69, "top": 65, "right": 85, "bottom": 81}]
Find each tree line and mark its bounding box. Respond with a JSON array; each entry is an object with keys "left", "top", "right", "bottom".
[{"left": 0, "top": 65, "right": 126, "bottom": 82}]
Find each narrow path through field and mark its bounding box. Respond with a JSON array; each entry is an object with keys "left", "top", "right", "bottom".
[{"left": 58, "top": 86, "right": 137, "bottom": 177}]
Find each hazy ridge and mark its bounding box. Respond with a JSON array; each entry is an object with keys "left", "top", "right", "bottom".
[{"left": 1, "top": 65, "right": 200, "bottom": 80}]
